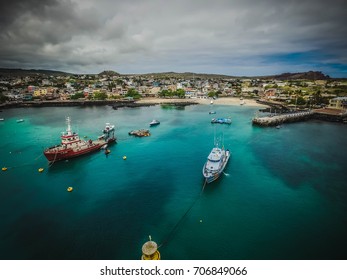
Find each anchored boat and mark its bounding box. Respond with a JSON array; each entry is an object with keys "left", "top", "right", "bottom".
[
  {"left": 129, "top": 129, "right": 150, "bottom": 137},
  {"left": 202, "top": 142, "right": 230, "bottom": 184},
  {"left": 43, "top": 117, "right": 116, "bottom": 162},
  {"left": 211, "top": 117, "right": 232, "bottom": 124},
  {"left": 149, "top": 119, "right": 160, "bottom": 126}
]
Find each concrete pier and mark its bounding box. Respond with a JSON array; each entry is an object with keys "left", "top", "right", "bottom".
[{"left": 252, "top": 111, "right": 314, "bottom": 126}]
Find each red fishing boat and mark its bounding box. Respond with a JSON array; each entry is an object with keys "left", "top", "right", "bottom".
[{"left": 44, "top": 117, "right": 116, "bottom": 162}]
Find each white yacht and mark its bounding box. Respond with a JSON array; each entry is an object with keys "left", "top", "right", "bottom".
[{"left": 202, "top": 144, "right": 230, "bottom": 183}]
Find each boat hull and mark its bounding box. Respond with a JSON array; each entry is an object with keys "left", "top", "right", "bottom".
[{"left": 44, "top": 138, "right": 115, "bottom": 162}]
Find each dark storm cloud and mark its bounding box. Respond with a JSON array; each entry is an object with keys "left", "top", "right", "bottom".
[
  {"left": 0, "top": 0, "right": 347, "bottom": 76},
  {"left": 0, "top": 0, "right": 58, "bottom": 26},
  {"left": 0, "top": 0, "right": 102, "bottom": 45}
]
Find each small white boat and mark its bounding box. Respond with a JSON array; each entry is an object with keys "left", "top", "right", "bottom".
[
  {"left": 16, "top": 119, "right": 24, "bottom": 123},
  {"left": 149, "top": 120, "right": 160, "bottom": 126},
  {"left": 0, "top": 118, "right": 4, "bottom": 121},
  {"left": 209, "top": 111, "right": 216, "bottom": 114}
]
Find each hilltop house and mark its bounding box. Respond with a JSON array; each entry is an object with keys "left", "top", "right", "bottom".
[{"left": 328, "top": 97, "right": 347, "bottom": 110}]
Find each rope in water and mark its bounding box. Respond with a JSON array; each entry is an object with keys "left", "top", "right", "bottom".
[
  {"left": 48, "top": 151, "right": 58, "bottom": 167},
  {"left": 158, "top": 179, "right": 207, "bottom": 249},
  {"left": 3, "top": 152, "right": 44, "bottom": 170}
]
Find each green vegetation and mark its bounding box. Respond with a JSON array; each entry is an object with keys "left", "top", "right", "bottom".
[
  {"left": 0, "top": 93, "right": 9, "bottom": 103},
  {"left": 70, "top": 92, "right": 85, "bottom": 100},
  {"left": 125, "top": 88, "right": 141, "bottom": 99},
  {"left": 158, "top": 88, "right": 185, "bottom": 98},
  {"left": 93, "top": 91, "right": 107, "bottom": 100},
  {"left": 329, "top": 85, "right": 347, "bottom": 96},
  {"left": 208, "top": 91, "right": 217, "bottom": 98}
]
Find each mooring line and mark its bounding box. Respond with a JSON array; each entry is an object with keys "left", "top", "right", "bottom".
[{"left": 158, "top": 180, "right": 207, "bottom": 249}]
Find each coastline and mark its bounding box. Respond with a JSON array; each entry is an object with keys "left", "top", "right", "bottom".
[
  {"left": 135, "top": 97, "right": 261, "bottom": 107},
  {"left": 0, "top": 97, "right": 262, "bottom": 109}
]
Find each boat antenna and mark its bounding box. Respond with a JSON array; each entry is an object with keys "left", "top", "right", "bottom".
[
  {"left": 213, "top": 126, "right": 216, "bottom": 146},
  {"left": 66, "top": 116, "right": 72, "bottom": 135},
  {"left": 222, "top": 131, "right": 225, "bottom": 149}
]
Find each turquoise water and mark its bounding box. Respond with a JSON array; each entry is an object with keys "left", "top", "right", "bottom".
[{"left": 0, "top": 104, "right": 346, "bottom": 260}]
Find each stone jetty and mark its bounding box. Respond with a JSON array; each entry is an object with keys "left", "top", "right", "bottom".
[{"left": 252, "top": 111, "right": 314, "bottom": 126}]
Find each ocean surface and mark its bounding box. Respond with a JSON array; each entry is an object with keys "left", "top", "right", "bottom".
[{"left": 0, "top": 104, "right": 346, "bottom": 260}]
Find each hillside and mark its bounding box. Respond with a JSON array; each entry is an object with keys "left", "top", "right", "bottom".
[
  {"left": 0, "top": 68, "right": 72, "bottom": 77},
  {"left": 135, "top": 71, "right": 233, "bottom": 79},
  {"left": 255, "top": 71, "right": 330, "bottom": 80},
  {"left": 0, "top": 68, "right": 334, "bottom": 80}
]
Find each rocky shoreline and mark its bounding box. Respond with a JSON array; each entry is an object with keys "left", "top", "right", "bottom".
[
  {"left": 112, "top": 100, "right": 198, "bottom": 109},
  {"left": 0, "top": 99, "right": 199, "bottom": 109}
]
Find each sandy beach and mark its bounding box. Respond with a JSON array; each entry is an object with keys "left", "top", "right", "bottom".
[{"left": 137, "top": 97, "right": 262, "bottom": 107}]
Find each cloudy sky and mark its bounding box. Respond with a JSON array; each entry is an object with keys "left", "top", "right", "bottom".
[{"left": 1, "top": 0, "right": 347, "bottom": 77}]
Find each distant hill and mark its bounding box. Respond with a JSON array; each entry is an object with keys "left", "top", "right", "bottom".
[
  {"left": 135, "top": 71, "right": 233, "bottom": 79},
  {"left": 131, "top": 70, "right": 331, "bottom": 80},
  {"left": 0, "top": 68, "right": 72, "bottom": 77},
  {"left": 98, "top": 70, "right": 120, "bottom": 76},
  {"left": 0, "top": 68, "right": 333, "bottom": 80},
  {"left": 255, "top": 71, "right": 330, "bottom": 81}
]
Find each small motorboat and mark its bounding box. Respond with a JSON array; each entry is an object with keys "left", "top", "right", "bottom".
[
  {"left": 209, "top": 111, "right": 216, "bottom": 114},
  {"left": 211, "top": 118, "right": 232, "bottom": 124},
  {"left": 149, "top": 120, "right": 160, "bottom": 126},
  {"left": 16, "top": 119, "right": 24, "bottom": 123}
]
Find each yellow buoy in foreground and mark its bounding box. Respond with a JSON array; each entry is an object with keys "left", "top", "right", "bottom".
[
  {"left": 141, "top": 235, "right": 161, "bottom": 260},
  {"left": 2, "top": 167, "right": 8, "bottom": 171},
  {"left": 38, "top": 168, "right": 44, "bottom": 173},
  {"left": 123, "top": 156, "right": 127, "bottom": 160},
  {"left": 67, "top": 187, "right": 73, "bottom": 192}
]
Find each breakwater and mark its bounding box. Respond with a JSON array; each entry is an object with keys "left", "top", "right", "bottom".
[
  {"left": 252, "top": 111, "right": 314, "bottom": 126},
  {"left": 253, "top": 109, "right": 347, "bottom": 126}
]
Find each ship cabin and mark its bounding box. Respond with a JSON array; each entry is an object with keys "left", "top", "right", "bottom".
[
  {"left": 61, "top": 132, "right": 80, "bottom": 145},
  {"left": 60, "top": 117, "right": 81, "bottom": 145}
]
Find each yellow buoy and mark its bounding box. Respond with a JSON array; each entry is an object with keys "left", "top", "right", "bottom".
[
  {"left": 123, "top": 156, "right": 127, "bottom": 160},
  {"left": 2, "top": 167, "right": 7, "bottom": 171},
  {"left": 67, "top": 187, "right": 73, "bottom": 192},
  {"left": 38, "top": 168, "right": 44, "bottom": 173},
  {"left": 141, "top": 235, "right": 161, "bottom": 260}
]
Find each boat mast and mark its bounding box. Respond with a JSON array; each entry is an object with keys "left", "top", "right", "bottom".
[
  {"left": 213, "top": 126, "right": 217, "bottom": 147},
  {"left": 66, "top": 117, "right": 72, "bottom": 135}
]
